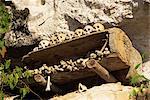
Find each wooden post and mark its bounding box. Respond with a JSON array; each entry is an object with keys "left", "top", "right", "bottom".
[{"left": 86, "top": 59, "right": 117, "bottom": 82}]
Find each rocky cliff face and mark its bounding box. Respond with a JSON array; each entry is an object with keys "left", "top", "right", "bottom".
[
  {"left": 4, "top": 0, "right": 149, "bottom": 61},
  {"left": 4, "top": 0, "right": 137, "bottom": 47}
]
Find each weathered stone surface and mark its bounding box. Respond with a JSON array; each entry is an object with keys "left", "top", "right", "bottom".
[
  {"left": 4, "top": 0, "right": 149, "bottom": 62},
  {"left": 4, "top": 0, "right": 137, "bottom": 47},
  {"left": 4, "top": 95, "right": 19, "bottom": 100},
  {"left": 51, "top": 82, "right": 133, "bottom": 100},
  {"left": 4, "top": 7, "right": 39, "bottom": 47},
  {"left": 140, "top": 61, "right": 150, "bottom": 80}
]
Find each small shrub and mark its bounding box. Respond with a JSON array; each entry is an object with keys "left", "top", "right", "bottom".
[{"left": 0, "top": 2, "right": 11, "bottom": 34}]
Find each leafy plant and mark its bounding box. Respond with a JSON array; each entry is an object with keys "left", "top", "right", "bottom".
[
  {"left": 0, "top": 91, "right": 4, "bottom": 100},
  {"left": 0, "top": 59, "right": 33, "bottom": 99},
  {"left": 130, "top": 74, "right": 145, "bottom": 85},
  {"left": 129, "top": 84, "right": 150, "bottom": 99},
  {"left": 135, "top": 63, "right": 141, "bottom": 69},
  {"left": 0, "top": 2, "right": 11, "bottom": 34},
  {"left": 130, "top": 87, "right": 139, "bottom": 97},
  {"left": 0, "top": 2, "right": 42, "bottom": 100},
  {"left": 130, "top": 63, "right": 150, "bottom": 86},
  {"left": 20, "top": 86, "right": 30, "bottom": 99}
]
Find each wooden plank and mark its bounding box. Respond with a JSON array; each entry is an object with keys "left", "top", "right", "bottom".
[{"left": 22, "top": 31, "right": 107, "bottom": 65}]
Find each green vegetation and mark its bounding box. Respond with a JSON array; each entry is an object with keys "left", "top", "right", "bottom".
[
  {"left": 130, "top": 63, "right": 150, "bottom": 86},
  {"left": 129, "top": 63, "right": 150, "bottom": 99},
  {"left": 0, "top": 3, "right": 33, "bottom": 99},
  {"left": 0, "top": 2, "right": 11, "bottom": 34},
  {"left": 0, "top": 59, "right": 32, "bottom": 99},
  {"left": 130, "top": 73, "right": 149, "bottom": 86},
  {"left": 0, "top": 3, "right": 43, "bottom": 99}
]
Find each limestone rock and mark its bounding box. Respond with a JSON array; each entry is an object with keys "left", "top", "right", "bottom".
[
  {"left": 5, "top": 0, "right": 137, "bottom": 47},
  {"left": 51, "top": 82, "right": 133, "bottom": 100},
  {"left": 140, "top": 61, "right": 150, "bottom": 80},
  {"left": 4, "top": 7, "right": 39, "bottom": 47}
]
